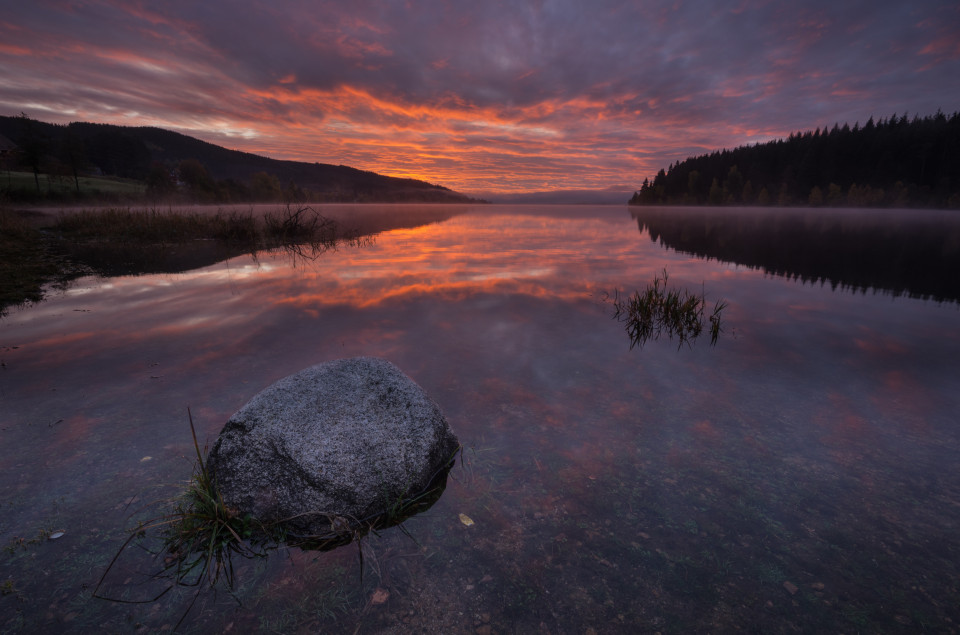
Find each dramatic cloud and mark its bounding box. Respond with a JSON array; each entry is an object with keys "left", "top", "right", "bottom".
[{"left": 2, "top": 0, "right": 958, "bottom": 194}]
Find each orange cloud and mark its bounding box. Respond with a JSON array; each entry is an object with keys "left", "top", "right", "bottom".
[{"left": 3, "top": 1, "right": 958, "bottom": 194}]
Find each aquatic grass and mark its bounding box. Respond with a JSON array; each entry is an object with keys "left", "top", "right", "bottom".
[
  {"left": 52, "top": 207, "right": 209, "bottom": 243},
  {"left": 609, "top": 269, "right": 728, "bottom": 350},
  {"left": 263, "top": 204, "right": 372, "bottom": 263},
  {"left": 155, "top": 410, "right": 269, "bottom": 590},
  {"left": 1, "top": 579, "right": 21, "bottom": 600},
  {"left": 94, "top": 412, "right": 459, "bottom": 626},
  {"left": 310, "top": 583, "right": 358, "bottom": 621},
  {"left": 263, "top": 203, "right": 336, "bottom": 242},
  {"left": 2, "top": 527, "right": 57, "bottom": 554},
  {"left": 0, "top": 203, "right": 376, "bottom": 298},
  {"left": 207, "top": 208, "right": 260, "bottom": 243},
  {"left": 49, "top": 207, "right": 304, "bottom": 248},
  {"left": 46, "top": 204, "right": 366, "bottom": 273},
  {"left": 94, "top": 409, "right": 280, "bottom": 628},
  {"left": 1, "top": 203, "right": 377, "bottom": 314},
  {"left": 0, "top": 208, "right": 66, "bottom": 314}
]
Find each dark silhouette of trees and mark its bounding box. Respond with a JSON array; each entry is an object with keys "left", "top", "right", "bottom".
[
  {"left": 177, "top": 159, "right": 217, "bottom": 201},
  {"left": 59, "top": 125, "right": 88, "bottom": 194},
  {"left": 630, "top": 111, "right": 960, "bottom": 209},
  {"left": 83, "top": 126, "right": 152, "bottom": 179},
  {"left": 631, "top": 207, "right": 960, "bottom": 304},
  {"left": 249, "top": 171, "right": 283, "bottom": 201},
  {"left": 15, "top": 113, "right": 46, "bottom": 193},
  {"left": 145, "top": 161, "right": 176, "bottom": 199},
  {"left": 0, "top": 114, "right": 482, "bottom": 204}
]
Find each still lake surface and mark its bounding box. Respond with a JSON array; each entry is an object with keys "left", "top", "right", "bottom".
[{"left": 1, "top": 204, "right": 959, "bottom": 633}]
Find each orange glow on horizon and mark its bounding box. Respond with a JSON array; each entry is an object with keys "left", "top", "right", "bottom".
[{"left": 3, "top": 2, "right": 958, "bottom": 194}]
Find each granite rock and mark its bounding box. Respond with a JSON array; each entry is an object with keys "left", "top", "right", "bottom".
[{"left": 206, "top": 357, "right": 459, "bottom": 537}]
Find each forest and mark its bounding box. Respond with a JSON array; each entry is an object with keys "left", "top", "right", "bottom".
[{"left": 629, "top": 111, "right": 960, "bottom": 209}]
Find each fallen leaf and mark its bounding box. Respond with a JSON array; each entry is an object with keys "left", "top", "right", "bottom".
[
  {"left": 459, "top": 513, "right": 475, "bottom": 526},
  {"left": 140, "top": 456, "right": 152, "bottom": 462},
  {"left": 48, "top": 531, "right": 65, "bottom": 540},
  {"left": 371, "top": 588, "right": 389, "bottom": 605}
]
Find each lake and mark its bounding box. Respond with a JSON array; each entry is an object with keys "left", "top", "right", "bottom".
[{"left": 2, "top": 204, "right": 959, "bottom": 633}]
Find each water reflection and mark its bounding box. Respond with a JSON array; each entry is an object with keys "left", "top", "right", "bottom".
[
  {"left": 1, "top": 206, "right": 959, "bottom": 633},
  {"left": 632, "top": 206, "right": 960, "bottom": 303},
  {"left": 607, "top": 269, "right": 727, "bottom": 350},
  {"left": 93, "top": 454, "right": 454, "bottom": 628},
  {"left": 49, "top": 204, "right": 468, "bottom": 278}
]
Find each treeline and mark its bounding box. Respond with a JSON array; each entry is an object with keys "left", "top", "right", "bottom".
[
  {"left": 0, "top": 114, "right": 480, "bottom": 204},
  {"left": 145, "top": 158, "right": 309, "bottom": 204},
  {"left": 629, "top": 111, "right": 960, "bottom": 209}
]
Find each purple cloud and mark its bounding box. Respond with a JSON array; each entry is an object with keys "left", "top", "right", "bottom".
[{"left": 1, "top": 0, "right": 958, "bottom": 193}]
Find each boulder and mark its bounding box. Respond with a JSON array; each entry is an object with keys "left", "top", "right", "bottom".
[{"left": 206, "top": 357, "right": 460, "bottom": 540}]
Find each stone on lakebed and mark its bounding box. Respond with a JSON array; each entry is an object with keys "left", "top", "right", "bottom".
[{"left": 206, "top": 357, "right": 460, "bottom": 539}]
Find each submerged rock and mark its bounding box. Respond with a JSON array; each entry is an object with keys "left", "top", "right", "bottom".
[{"left": 206, "top": 357, "right": 460, "bottom": 540}]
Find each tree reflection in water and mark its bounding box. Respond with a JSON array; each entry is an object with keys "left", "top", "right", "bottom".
[{"left": 632, "top": 206, "right": 960, "bottom": 304}]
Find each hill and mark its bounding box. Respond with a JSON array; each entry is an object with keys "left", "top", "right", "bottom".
[
  {"left": 484, "top": 188, "right": 635, "bottom": 205},
  {"left": 0, "top": 114, "right": 481, "bottom": 204},
  {"left": 629, "top": 111, "right": 960, "bottom": 209}
]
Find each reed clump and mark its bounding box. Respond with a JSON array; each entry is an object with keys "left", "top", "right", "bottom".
[
  {"left": 0, "top": 204, "right": 358, "bottom": 313},
  {"left": 50, "top": 204, "right": 335, "bottom": 249},
  {"left": 611, "top": 269, "right": 727, "bottom": 350}
]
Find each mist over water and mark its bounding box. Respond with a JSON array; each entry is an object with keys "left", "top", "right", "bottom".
[{"left": 2, "top": 204, "right": 958, "bottom": 632}]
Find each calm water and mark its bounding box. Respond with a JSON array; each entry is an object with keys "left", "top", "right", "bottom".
[{"left": 2, "top": 204, "right": 959, "bottom": 633}]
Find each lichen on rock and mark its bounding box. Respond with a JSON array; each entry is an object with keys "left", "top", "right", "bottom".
[{"left": 206, "top": 357, "right": 460, "bottom": 541}]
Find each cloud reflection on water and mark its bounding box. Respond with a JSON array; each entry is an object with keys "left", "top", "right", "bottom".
[{"left": 2, "top": 206, "right": 960, "bottom": 632}]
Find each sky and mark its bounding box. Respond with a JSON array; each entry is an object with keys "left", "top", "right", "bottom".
[{"left": 2, "top": 1, "right": 959, "bottom": 195}]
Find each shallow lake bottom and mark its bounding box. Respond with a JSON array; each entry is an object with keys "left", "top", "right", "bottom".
[{"left": 2, "top": 204, "right": 959, "bottom": 633}]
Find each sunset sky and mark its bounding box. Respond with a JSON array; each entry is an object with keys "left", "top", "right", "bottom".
[{"left": 2, "top": 1, "right": 959, "bottom": 195}]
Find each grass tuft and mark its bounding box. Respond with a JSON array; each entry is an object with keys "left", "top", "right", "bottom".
[
  {"left": 94, "top": 410, "right": 459, "bottom": 626},
  {"left": 610, "top": 269, "right": 728, "bottom": 350},
  {"left": 93, "top": 409, "right": 277, "bottom": 627},
  {"left": 157, "top": 409, "right": 268, "bottom": 590}
]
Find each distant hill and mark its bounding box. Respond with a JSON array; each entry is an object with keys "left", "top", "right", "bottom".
[
  {"left": 0, "top": 114, "right": 482, "bottom": 204},
  {"left": 484, "top": 189, "right": 634, "bottom": 205},
  {"left": 630, "top": 111, "right": 960, "bottom": 209}
]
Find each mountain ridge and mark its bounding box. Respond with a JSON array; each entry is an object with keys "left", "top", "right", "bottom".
[{"left": 0, "top": 115, "right": 483, "bottom": 204}]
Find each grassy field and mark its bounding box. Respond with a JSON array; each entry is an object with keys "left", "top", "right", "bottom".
[{"left": 0, "top": 170, "right": 146, "bottom": 197}]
